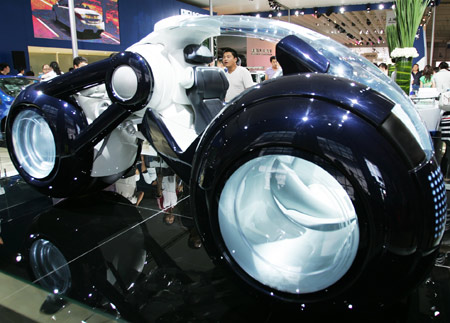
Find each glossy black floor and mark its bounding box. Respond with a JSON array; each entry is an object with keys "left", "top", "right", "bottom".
[{"left": 1, "top": 159, "right": 450, "bottom": 322}]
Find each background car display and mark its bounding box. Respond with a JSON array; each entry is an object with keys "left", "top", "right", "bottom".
[
  {"left": 0, "top": 75, "right": 38, "bottom": 136},
  {"left": 52, "top": 0, "right": 105, "bottom": 36},
  {"left": 4, "top": 15, "right": 447, "bottom": 310}
]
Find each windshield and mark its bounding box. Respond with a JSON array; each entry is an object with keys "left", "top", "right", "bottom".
[
  {"left": 0, "top": 78, "right": 37, "bottom": 98},
  {"left": 149, "top": 15, "right": 432, "bottom": 160}
]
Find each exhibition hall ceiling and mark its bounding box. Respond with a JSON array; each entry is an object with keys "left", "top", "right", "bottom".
[{"left": 180, "top": 0, "right": 450, "bottom": 48}]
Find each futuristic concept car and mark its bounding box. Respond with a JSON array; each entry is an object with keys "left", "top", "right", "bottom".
[{"left": 5, "top": 15, "right": 447, "bottom": 308}]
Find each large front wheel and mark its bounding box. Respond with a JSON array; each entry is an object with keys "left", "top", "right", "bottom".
[{"left": 218, "top": 154, "right": 359, "bottom": 295}]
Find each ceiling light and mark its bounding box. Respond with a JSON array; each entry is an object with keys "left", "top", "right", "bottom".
[
  {"left": 268, "top": 0, "right": 281, "bottom": 11},
  {"left": 379, "top": 4, "right": 384, "bottom": 10},
  {"left": 339, "top": 7, "right": 345, "bottom": 14}
]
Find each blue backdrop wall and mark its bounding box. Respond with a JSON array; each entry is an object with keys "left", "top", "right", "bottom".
[{"left": 0, "top": 0, "right": 207, "bottom": 71}]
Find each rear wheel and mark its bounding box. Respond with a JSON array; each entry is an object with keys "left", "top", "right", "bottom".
[
  {"left": 11, "top": 109, "right": 56, "bottom": 179},
  {"left": 6, "top": 104, "right": 112, "bottom": 197}
]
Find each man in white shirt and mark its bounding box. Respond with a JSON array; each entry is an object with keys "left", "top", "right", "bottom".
[
  {"left": 222, "top": 48, "right": 254, "bottom": 102},
  {"left": 434, "top": 62, "right": 450, "bottom": 93}
]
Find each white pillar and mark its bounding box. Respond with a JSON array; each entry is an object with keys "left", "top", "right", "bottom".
[
  {"left": 209, "top": 0, "right": 214, "bottom": 58},
  {"left": 430, "top": 5, "right": 436, "bottom": 66},
  {"left": 68, "top": 0, "right": 79, "bottom": 59}
]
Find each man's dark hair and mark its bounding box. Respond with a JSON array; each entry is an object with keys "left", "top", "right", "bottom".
[
  {"left": 222, "top": 47, "right": 238, "bottom": 59},
  {"left": 0, "top": 62, "right": 9, "bottom": 71},
  {"left": 270, "top": 55, "right": 277, "bottom": 62},
  {"left": 73, "top": 56, "right": 88, "bottom": 67},
  {"left": 25, "top": 70, "right": 35, "bottom": 76},
  {"left": 438, "top": 62, "right": 449, "bottom": 70},
  {"left": 379, "top": 63, "right": 388, "bottom": 69}
]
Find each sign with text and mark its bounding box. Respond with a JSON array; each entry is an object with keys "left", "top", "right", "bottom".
[{"left": 247, "top": 38, "right": 276, "bottom": 71}]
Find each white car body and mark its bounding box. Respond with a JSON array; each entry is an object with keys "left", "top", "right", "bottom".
[{"left": 53, "top": 2, "right": 105, "bottom": 35}]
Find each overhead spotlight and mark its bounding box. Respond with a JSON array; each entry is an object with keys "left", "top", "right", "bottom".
[
  {"left": 339, "top": 7, "right": 345, "bottom": 14},
  {"left": 379, "top": 4, "right": 385, "bottom": 10},
  {"left": 268, "top": 13, "right": 272, "bottom": 17},
  {"left": 366, "top": 4, "right": 371, "bottom": 12},
  {"left": 277, "top": 12, "right": 282, "bottom": 17},
  {"left": 295, "top": 10, "right": 299, "bottom": 16},
  {"left": 256, "top": 13, "right": 260, "bottom": 18},
  {"left": 314, "top": 7, "right": 318, "bottom": 15}
]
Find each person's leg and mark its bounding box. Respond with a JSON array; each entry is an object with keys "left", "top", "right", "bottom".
[
  {"left": 136, "top": 191, "right": 144, "bottom": 206},
  {"left": 141, "top": 155, "right": 147, "bottom": 173}
]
